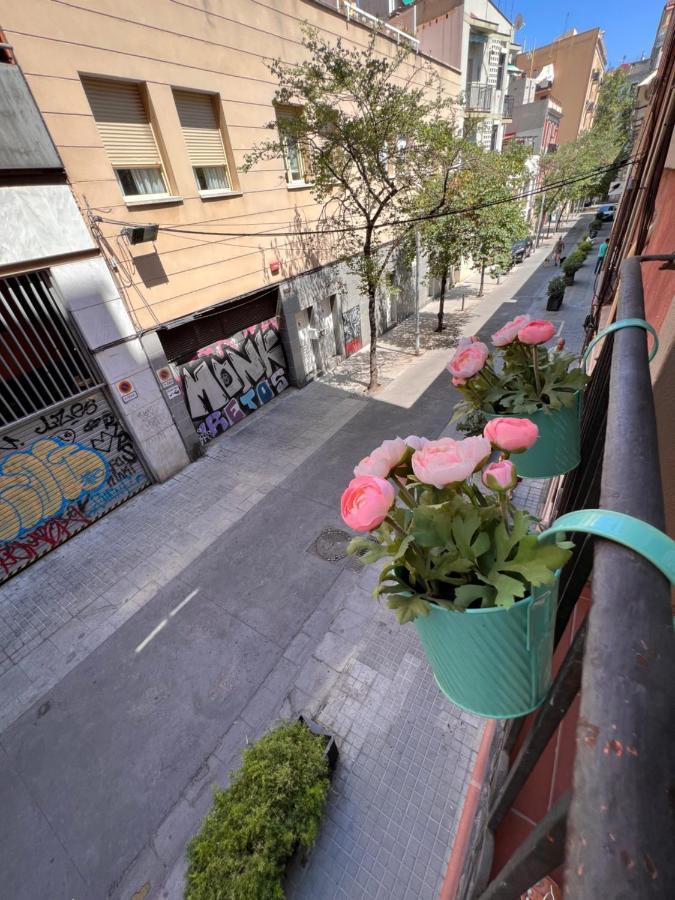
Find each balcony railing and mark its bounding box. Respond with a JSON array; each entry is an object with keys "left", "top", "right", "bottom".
[
  {"left": 467, "top": 255, "right": 675, "bottom": 898},
  {"left": 465, "top": 82, "right": 493, "bottom": 113},
  {"left": 502, "top": 94, "right": 514, "bottom": 118}
]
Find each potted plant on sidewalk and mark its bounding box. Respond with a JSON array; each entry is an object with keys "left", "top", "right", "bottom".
[
  {"left": 546, "top": 276, "right": 566, "bottom": 311},
  {"left": 447, "top": 318, "right": 588, "bottom": 478},
  {"left": 341, "top": 434, "right": 573, "bottom": 718},
  {"left": 562, "top": 249, "right": 585, "bottom": 285}
]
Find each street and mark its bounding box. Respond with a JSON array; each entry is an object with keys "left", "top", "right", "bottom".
[{"left": 0, "top": 216, "right": 594, "bottom": 900}]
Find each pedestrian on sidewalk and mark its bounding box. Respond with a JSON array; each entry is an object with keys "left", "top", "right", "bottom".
[
  {"left": 553, "top": 237, "right": 565, "bottom": 266},
  {"left": 594, "top": 239, "right": 609, "bottom": 274}
]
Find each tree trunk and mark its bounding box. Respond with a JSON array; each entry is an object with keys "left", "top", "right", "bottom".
[
  {"left": 435, "top": 269, "right": 448, "bottom": 332},
  {"left": 367, "top": 278, "right": 378, "bottom": 390},
  {"left": 478, "top": 263, "right": 486, "bottom": 297}
]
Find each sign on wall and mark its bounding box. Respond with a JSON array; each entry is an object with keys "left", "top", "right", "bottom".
[
  {"left": 0, "top": 390, "right": 149, "bottom": 582},
  {"left": 342, "top": 306, "right": 362, "bottom": 356},
  {"left": 174, "top": 318, "right": 289, "bottom": 445}
]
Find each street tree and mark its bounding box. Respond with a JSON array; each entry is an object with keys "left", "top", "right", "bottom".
[{"left": 245, "top": 26, "right": 456, "bottom": 390}]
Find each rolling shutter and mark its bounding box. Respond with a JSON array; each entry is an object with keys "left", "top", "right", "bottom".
[
  {"left": 174, "top": 90, "right": 227, "bottom": 167},
  {"left": 83, "top": 78, "right": 161, "bottom": 168}
]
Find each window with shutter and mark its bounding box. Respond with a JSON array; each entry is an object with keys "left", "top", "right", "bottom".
[
  {"left": 174, "top": 90, "right": 232, "bottom": 195},
  {"left": 82, "top": 78, "right": 170, "bottom": 200},
  {"left": 276, "top": 107, "right": 311, "bottom": 186}
]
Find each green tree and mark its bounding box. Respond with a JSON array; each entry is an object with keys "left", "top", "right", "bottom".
[
  {"left": 245, "top": 27, "right": 456, "bottom": 390},
  {"left": 591, "top": 67, "right": 634, "bottom": 197}
]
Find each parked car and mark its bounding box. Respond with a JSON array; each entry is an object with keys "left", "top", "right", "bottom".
[
  {"left": 511, "top": 237, "right": 533, "bottom": 264},
  {"left": 597, "top": 204, "right": 616, "bottom": 221}
]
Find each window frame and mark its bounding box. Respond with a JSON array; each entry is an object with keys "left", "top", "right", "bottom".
[
  {"left": 173, "top": 88, "right": 237, "bottom": 199},
  {"left": 275, "top": 106, "right": 312, "bottom": 188}
]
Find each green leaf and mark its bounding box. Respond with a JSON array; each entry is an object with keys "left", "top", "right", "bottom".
[
  {"left": 453, "top": 584, "right": 494, "bottom": 610},
  {"left": 411, "top": 504, "right": 453, "bottom": 548},
  {"left": 387, "top": 593, "right": 431, "bottom": 624}
]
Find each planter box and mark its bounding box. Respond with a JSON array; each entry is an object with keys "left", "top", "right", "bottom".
[
  {"left": 564, "top": 272, "right": 575, "bottom": 285},
  {"left": 546, "top": 293, "right": 564, "bottom": 311},
  {"left": 415, "top": 576, "right": 559, "bottom": 718}
]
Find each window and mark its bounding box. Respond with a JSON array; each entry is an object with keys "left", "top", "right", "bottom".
[
  {"left": 82, "top": 78, "right": 170, "bottom": 201},
  {"left": 495, "top": 53, "right": 506, "bottom": 90},
  {"left": 490, "top": 124, "right": 499, "bottom": 151},
  {"left": 276, "top": 108, "right": 310, "bottom": 185},
  {"left": 174, "top": 90, "right": 233, "bottom": 196}
]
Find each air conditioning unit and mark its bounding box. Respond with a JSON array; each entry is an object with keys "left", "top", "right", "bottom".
[{"left": 123, "top": 224, "right": 159, "bottom": 245}]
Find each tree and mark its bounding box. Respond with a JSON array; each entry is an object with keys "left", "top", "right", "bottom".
[
  {"left": 590, "top": 68, "right": 634, "bottom": 197},
  {"left": 245, "top": 27, "right": 456, "bottom": 390}
]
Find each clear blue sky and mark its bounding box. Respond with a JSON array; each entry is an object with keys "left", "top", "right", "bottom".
[{"left": 494, "top": 0, "right": 666, "bottom": 67}]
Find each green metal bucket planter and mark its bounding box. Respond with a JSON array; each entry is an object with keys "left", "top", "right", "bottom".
[
  {"left": 414, "top": 577, "right": 559, "bottom": 719},
  {"left": 486, "top": 391, "right": 581, "bottom": 479}
]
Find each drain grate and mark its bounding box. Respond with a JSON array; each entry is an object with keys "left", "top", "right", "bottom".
[{"left": 308, "top": 528, "right": 352, "bottom": 562}]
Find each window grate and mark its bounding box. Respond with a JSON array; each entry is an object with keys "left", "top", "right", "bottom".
[{"left": 0, "top": 271, "right": 99, "bottom": 427}]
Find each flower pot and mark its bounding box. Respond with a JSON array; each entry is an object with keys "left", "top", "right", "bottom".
[
  {"left": 414, "top": 577, "right": 559, "bottom": 718},
  {"left": 564, "top": 272, "right": 575, "bottom": 285},
  {"left": 546, "top": 292, "right": 563, "bottom": 311},
  {"left": 486, "top": 391, "right": 581, "bottom": 478}
]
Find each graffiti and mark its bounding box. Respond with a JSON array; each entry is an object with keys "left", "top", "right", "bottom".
[
  {"left": 34, "top": 397, "right": 98, "bottom": 434},
  {"left": 0, "top": 389, "right": 149, "bottom": 583},
  {"left": 176, "top": 318, "right": 289, "bottom": 445},
  {"left": 342, "top": 307, "right": 362, "bottom": 356},
  {"left": 0, "top": 438, "right": 108, "bottom": 543}
]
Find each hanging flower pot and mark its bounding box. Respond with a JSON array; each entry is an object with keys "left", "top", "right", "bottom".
[
  {"left": 448, "top": 318, "right": 587, "bottom": 479},
  {"left": 341, "top": 435, "right": 573, "bottom": 720}
]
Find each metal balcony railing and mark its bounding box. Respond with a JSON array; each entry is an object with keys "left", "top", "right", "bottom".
[
  {"left": 470, "top": 255, "right": 675, "bottom": 899},
  {"left": 465, "top": 82, "right": 493, "bottom": 113},
  {"left": 502, "top": 94, "right": 514, "bottom": 118}
]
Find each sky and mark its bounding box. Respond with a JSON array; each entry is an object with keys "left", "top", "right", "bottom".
[{"left": 493, "top": 0, "right": 666, "bottom": 67}]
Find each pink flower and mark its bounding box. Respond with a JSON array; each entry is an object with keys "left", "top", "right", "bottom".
[
  {"left": 482, "top": 460, "right": 517, "bottom": 492},
  {"left": 411, "top": 436, "right": 491, "bottom": 489},
  {"left": 491, "top": 315, "right": 531, "bottom": 347},
  {"left": 354, "top": 437, "right": 408, "bottom": 478},
  {"left": 452, "top": 376, "right": 466, "bottom": 386},
  {"left": 404, "top": 435, "right": 428, "bottom": 451},
  {"left": 517, "top": 319, "right": 556, "bottom": 345},
  {"left": 447, "top": 341, "right": 489, "bottom": 380},
  {"left": 484, "top": 418, "right": 539, "bottom": 453},
  {"left": 341, "top": 476, "right": 396, "bottom": 532}
]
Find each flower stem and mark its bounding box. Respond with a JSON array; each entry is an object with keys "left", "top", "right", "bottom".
[
  {"left": 532, "top": 346, "right": 542, "bottom": 397},
  {"left": 499, "top": 494, "right": 511, "bottom": 535},
  {"left": 385, "top": 515, "right": 408, "bottom": 538},
  {"left": 396, "top": 481, "right": 417, "bottom": 509}
]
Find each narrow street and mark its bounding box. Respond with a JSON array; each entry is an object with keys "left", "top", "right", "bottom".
[{"left": 0, "top": 216, "right": 594, "bottom": 900}]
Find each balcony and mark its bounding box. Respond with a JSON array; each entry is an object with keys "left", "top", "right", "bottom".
[
  {"left": 465, "top": 82, "right": 493, "bottom": 113},
  {"left": 459, "top": 255, "right": 675, "bottom": 898},
  {"left": 502, "top": 94, "right": 514, "bottom": 118}
]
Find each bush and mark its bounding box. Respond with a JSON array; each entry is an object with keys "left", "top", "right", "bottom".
[
  {"left": 578, "top": 237, "right": 592, "bottom": 257},
  {"left": 186, "top": 721, "right": 330, "bottom": 900},
  {"left": 562, "top": 250, "right": 585, "bottom": 277},
  {"left": 589, "top": 217, "right": 604, "bottom": 233},
  {"left": 547, "top": 275, "right": 566, "bottom": 301},
  {"left": 456, "top": 408, "right": 488, "bottom": 437}
]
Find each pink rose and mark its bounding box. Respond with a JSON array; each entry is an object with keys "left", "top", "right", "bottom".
[
  {"left": 341, "top": 476, "right": 395, "bottom": 532},
  {"left": 517, "top": 320, "right": 556, "bottom": 345},
  {"left": 491, "top": 315, "right": 531, "bottom": 347},
  {"left": 484, "top": 418, "right": 539, "bottom": 453},
  {"left": 482, "top": 460, "right": 517, "bottom": 492},
  {"left": 354, "top": 437, "right": 408, "bottom": 478},
  {"left": 411, "top": 436, "right": 491, "bottom": 488},
  {"left": 447, "top": 341, "right": 489, "bottom": 380},
  {"left": 404, "top": 435, "right": 428, "bottom": 451}
]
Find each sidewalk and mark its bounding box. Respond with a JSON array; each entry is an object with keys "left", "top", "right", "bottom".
[{"left": 0, "top": 214, "right": 593, "bottom": 900}]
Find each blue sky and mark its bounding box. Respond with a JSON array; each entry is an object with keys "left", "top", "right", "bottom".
[{"left": 494, "top": 0, "right": 665, "bottom": 67}]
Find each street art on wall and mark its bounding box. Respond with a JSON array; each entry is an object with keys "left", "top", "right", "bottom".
[
  {"left": 342, "top": 306, "right": 362, "bottom": 356},
  {"left": 0, "top": 391, "right": 149, "bottom": 582},
  {"left": 175, "top": 318, "right": 289, "bottom": 444}
]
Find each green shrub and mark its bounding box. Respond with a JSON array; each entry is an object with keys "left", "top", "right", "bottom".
[
  {"left": 578, "top": 237, "right": 592, "bottom": 257},
  {"left": 589, "top": 216, "right": 603, "bottom": 233},
  {"left": 562, "top": 250, "right": 585, "bottom": 277},
  {"left": 186, "top": 721, "right": 330, "bottom": 900},
  {"left": 456, "top": 408, "right": 489, "bottom": 437},
  {"left": 547, "top": 275, "right": 566, "bottom": 302}
]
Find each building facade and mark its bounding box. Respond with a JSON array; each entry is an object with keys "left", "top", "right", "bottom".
[
  {"left": 2, "top": 0, "right": 460, "bottom": 472},
  {"left": 516, "top": 27, "right": 606, "bottom": 146}
]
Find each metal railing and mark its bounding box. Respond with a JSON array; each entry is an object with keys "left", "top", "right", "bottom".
[
  {"left": 501, "top": 94, "right": 514, "bottom": 118},
  {"left": 465, "top": 82, "right": 493, "bottom": 113},
  {"left": 336, "top": 1, "right": 419, "bottom": 50},
  {"left": 472, "top": 256, "right": 675, "bottom": 898}
]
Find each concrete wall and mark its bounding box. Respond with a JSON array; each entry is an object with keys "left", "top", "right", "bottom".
[
  {"left": 0, "top": 64, "right": 61, "bottom": 170},
  {"left": 4, "top": 0, "right": 460, "bottom": 332},
  {"left": 516, "top": 29, "right": 605, "bottom": 145}
]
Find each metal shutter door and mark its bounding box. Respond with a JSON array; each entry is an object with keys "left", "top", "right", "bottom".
[
  {"left": 83, "top": 78, "right": 161, "bottom": 167},
  {"left": 174, "top": 90, "right": 226, "bottom": 167}
]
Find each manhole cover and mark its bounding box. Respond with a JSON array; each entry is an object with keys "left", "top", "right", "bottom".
[{"left": 310, "top": 528, "right": 352, "bottom": 562}]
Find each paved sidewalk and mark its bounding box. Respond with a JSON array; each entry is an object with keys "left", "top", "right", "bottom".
[{"left": 0, "top": 214, "right": 593, "bottom": 900}]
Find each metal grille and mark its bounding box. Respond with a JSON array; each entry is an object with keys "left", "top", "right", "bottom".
[{"left": 0, "top": 270, "right": 99, "bottom": 427}]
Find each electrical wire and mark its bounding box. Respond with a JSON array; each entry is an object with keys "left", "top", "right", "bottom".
[{"left": 95, "top": 155, "right": 639, "bottom": 241}]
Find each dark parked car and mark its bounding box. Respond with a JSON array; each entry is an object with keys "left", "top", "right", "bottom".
[
  {"left": 511, "top": 237, "right": 533, "bottom": 263},
  {"left": 597, "top": 204, "right": 616, "bottom": 221}
]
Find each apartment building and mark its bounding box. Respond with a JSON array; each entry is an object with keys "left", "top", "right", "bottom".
[
  {"left": 506, "top": 67, "right": 562, "bottom": 156},
  {"left": 1, "top": 4, "right": 459, "bottom": 432},
  {"left": 516, "top": 27, "right": 606, "bottom": 146},
  {"left": 358, "top": 0, "right": 519, "bottom": 151}
]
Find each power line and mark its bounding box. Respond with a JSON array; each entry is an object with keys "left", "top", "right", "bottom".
[{"left": 94, "top": 155, "right": 638, "bottom": 240}]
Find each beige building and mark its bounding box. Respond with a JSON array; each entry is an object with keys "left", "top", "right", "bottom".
[{"left": 516, "top": 27, "right": 606, "bottom": 146}]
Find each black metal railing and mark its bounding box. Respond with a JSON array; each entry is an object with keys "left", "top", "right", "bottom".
[
  {"left": 502, "top": 94, "right": 514, "bottom": 118},
  {"left": 472, "top": 256, "right": 675, "bottom": 898},
  {"left": 466, "top": 82, "right": 493, "bottom": 113}
]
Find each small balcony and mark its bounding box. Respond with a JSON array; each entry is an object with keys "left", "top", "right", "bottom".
[
  {"left": 465, "top": 82, "right": 494, "bottom": 113},
  {"left": 502, "top": 94, "right": 514, "bottom": 119}
]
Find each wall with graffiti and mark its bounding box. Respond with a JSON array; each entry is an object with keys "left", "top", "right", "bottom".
[
  {"left": 0, "top": 390, "right": 149, "bottom": 582},
  {"left": 175, "top": 318, "right": 289, "bottom": 444}
]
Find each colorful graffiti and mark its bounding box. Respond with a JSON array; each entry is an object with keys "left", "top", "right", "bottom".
[
  {"left": 0, "top": 391, "right": 149, "bottom": 582},
  {"left": 176, "top": 318, "right": 289, "bottom": 444},
  {"left": 342, "top": 306, "right": 362, "bottom": 356}
]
